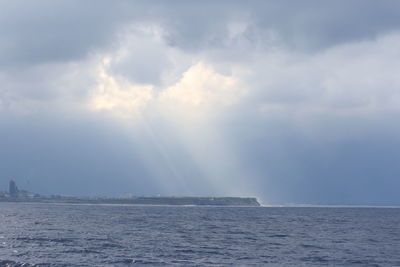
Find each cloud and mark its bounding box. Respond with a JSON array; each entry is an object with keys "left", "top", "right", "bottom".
[
  {"left": 0, "top": 0, "right": 128, "bottom": 67},
  {"left": 241, "top": 32, "right": 400, "bottom": 117},
  {"left": 89, "top": 57, "right": 154, "bottom": 118},
  {"left": 2, "top": 0, "right": 400, "bottom": 68},
  {"left": 159, "top": 62, "right": 245, "bottom": 108},
  {"left": 107, "top": 25, "right": 172, "bottom": 85},
  {"left": 1, "top": 1, "right": 400, "bottom": 204}
]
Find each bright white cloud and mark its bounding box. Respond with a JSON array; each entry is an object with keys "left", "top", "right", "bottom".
[
  {"left": 89, "top": 57, "right": 154, "bottom": 118},
  {"left": 160, "top": 62, "right": 245, "bottom": 108}
]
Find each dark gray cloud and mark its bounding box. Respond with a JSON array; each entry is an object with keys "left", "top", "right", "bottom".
[
  {"left": 1, "top": 1, "right": 400, "bottom": 205},
  {"left": 247, "top": 0, "right": 400, "bottom": 50},
  {"left": 2, "top": 0, "right": 400, "bottom": 68},
  {"left": 0, "top": 0, "right": 129, "bottom": 67}
]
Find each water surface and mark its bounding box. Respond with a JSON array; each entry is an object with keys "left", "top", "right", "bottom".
[{"left": 0, "top": 203, "right": 399, "bottom": 266}]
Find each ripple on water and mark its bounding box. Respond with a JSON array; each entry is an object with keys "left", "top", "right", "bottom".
[{"left": 0, "top": 204, "right": 399, "bottom": 266}]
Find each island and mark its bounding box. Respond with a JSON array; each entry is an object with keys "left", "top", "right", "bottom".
[{"left": 0, "top": 180, "right": 260, "bottom": 206}]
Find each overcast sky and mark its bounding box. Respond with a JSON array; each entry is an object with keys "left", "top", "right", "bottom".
[{"left": 1, "top": 0, "right": 400, "bottom": 205}]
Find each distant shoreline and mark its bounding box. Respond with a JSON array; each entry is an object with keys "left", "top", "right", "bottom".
[
  {"left": 0, "top": 196, "right": 261, "bottom": 207},
  {"left": 1, "top": 199, "right": 397, "bottom": 208}
]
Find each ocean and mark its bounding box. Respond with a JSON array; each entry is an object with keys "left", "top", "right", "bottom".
[{"left": 0, "top": 203, "right": 399, "bottom": 266}]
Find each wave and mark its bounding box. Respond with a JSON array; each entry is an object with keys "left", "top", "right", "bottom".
[{"left": 0, "top": 259, "right": 36, "bottom": 267}]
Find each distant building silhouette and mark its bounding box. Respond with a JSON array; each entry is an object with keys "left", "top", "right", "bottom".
[{"left": 9, "top": 180, "right": 19, "bottom": 198}]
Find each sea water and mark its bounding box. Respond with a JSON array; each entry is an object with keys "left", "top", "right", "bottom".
[{"left": 0, "top": 203, "right": 399, "bottom": 266}]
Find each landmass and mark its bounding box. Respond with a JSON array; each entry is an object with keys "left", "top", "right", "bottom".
[{"left": 0, "top": 180, "right": 260, "bottom": 206}]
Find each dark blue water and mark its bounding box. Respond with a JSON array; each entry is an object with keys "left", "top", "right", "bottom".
[{"left": 0, "top": 203, "right": 399, "bottom": 266}]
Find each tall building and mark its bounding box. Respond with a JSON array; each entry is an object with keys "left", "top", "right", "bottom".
[{"left": 9, "top": 180, "right": 19, "bottom": 198}]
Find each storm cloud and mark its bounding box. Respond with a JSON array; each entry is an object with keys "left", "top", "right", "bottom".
[{"left": 1, "top": 0, "right": 400, "bottom": 205}]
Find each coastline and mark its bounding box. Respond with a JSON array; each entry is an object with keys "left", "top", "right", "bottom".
[{"left": 0, "top": 196, "right": 261, "bottom": 207}]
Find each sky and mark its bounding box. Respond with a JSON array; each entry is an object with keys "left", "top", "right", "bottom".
[{"left": 1, "top": 0, "right": 400, "bottom": 205}]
